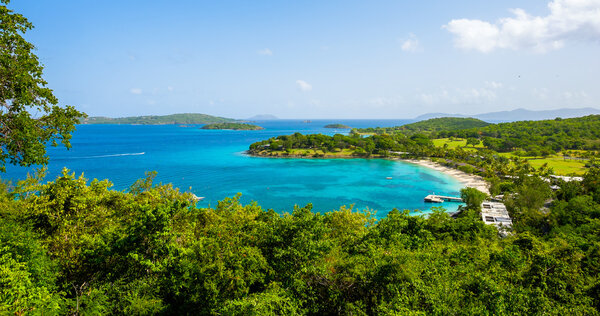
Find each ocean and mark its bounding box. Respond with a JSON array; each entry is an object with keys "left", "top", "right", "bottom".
[{"left": 2, "top": 119, "right": 464, "bottom": 218}]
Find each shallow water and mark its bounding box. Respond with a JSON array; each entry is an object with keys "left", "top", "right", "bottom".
[{"left": 2, "top": 120, "right": 463, "bottom": 218}]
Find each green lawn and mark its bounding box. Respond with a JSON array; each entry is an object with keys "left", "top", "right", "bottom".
[
  {"left": 432, "top": 138, "right": 483, "bottom": 151},
  {"left": 496, "top": 152, "right": 588, "bottom": 175},
  {"left": 525, "top": 157, "right": 587, "bottom": 175}
]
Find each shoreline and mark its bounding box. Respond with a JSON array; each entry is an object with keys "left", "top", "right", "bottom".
[{"left": 400, "top": 159, "right": 489, "bottom": 194}]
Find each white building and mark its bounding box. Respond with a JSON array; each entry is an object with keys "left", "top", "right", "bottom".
[{"left": 481, "top": 202, "right": 512, "bottom": 236}]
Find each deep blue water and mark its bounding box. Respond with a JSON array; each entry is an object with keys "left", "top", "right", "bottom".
[{"left": 2, "top": 119, "right": 464, "bottom": 218}]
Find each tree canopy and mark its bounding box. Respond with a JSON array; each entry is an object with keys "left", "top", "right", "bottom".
[{"left": 0, "top": 1, "right": 83, "bottom": 171}]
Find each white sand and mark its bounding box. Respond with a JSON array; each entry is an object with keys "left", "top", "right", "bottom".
[{"left": 400, "top": 159, "right": 490, "bottom": 194}]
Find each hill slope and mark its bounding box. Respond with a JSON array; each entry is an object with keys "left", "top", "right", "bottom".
[
  {"left": 82, "top": 113, "right": 236, "bottom": 125},
  {"left": 200, "top": 123, "right": 264, "bottom": 130},
  {"left": 357, "top": 117, "right": 490, "bottom": 135}
]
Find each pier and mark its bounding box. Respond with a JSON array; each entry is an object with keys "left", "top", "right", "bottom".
[{"left": 424, "top": 194, "right": 463, "bottom": 203}]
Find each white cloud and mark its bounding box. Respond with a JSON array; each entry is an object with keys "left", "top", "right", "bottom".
[
  {"left": 444, "top": 0, "right": 600, "bottom": 53},
  {"left": 485, "top": 81, "right": 503, "bottom": 89},
  {"left": 296, "top": 80, "right": 312, "bottom": 91},
  {"left": 130, "top": 88, "right": 142, "bottom": 95},
  {"left": 400, "top": 33, "right": 421, "bottom": 52},
  {"left": 258, "top": 48, "right": 273, "bottom": 56},
  {"left": 167, "top": 86, "right": 174, "bottom": 92}
]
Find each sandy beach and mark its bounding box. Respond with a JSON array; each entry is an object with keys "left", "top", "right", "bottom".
[{"left": 401, "top": 159, "right": 490, "bottom": 194}]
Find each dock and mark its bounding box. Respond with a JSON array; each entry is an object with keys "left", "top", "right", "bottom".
[{"left": 424, "top": 194, "right": 463, "bottom": 203}]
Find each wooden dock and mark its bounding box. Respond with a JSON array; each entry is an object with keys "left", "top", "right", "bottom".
[{"left": 424, "top": 194, "right": 463, "bottom": 203}]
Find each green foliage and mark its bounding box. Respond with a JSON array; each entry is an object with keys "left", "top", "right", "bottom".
[
  {"left": 2, "top": 169, "right": 599, "bottom": 314},
  {"left": 82, "top": 113, "right": 235, "bottom": 125},
  {"left": 200, "top": 122, "right": 264, "bottom": 130},
  {"left": 446, "top": 115, "right": 600, "bottom": 153},
  {"left": 0, "top": 2, "right": 84, "bottom": 171},
  {"left": 0, "top": 217, "right": 64, "bottom": 314},
  {"left": 460, "top": 187, "right": 488, "bottom": 211},
  {"left": 356, "top": 117, "right": 490, "bottom": 136}
]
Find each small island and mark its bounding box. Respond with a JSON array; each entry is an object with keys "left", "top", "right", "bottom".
[
  {"left": 324, "top": 123, "right": 351, "bottom": 129},
  {"left": 200, "top": 122, "right": 264, "bottom": 130}
]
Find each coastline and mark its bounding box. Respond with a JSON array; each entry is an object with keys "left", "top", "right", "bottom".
[{"left": 400, "top": 159, "right": 490, "bottom": 194}]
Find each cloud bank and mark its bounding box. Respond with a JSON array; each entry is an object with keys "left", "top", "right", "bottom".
[{"left": 444, "top": 0, "right": 600, "bottom": 53}]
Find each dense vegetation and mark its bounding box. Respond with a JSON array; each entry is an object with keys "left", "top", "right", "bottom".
[
  {"left": 438, "top": 115, "right": 600, "bottom": 153},
  {"left": 2, "top": 168, "right": 600, "bottom": 314},
  {"left": 355, "top": 115, "right": 600, "bottom": 154},
  {"left": 324, "top": 124, "right": 351, "bottom": 129},
  {"left": 356, "top": 117, "right": 490, "bottom": 136},
  {"left": 201, "top": 122, "right": 264, "bottom": 130},
  {"left": 82, "top": 113, "right": 236, "bottom": 125}
]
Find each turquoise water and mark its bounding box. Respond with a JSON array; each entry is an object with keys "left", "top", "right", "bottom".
[{"left": 2, "top": 120, "right": 464, "bottom": 218}]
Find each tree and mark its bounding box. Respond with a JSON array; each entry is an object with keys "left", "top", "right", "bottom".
[
  {"left": 466, "top": 137, "right": 480, "bottom": 147},
  {"left": 0, "top": 1, "right": 84, "bottom": 171},
  {"left": 460, "top": 187, "right": 488, "bottom": 212}
]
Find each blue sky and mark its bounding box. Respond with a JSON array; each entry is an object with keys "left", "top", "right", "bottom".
[{"left": 10, "top": 0, "right": 600, "bottom": 119}]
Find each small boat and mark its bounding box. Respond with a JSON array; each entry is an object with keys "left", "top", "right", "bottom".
[
  {"left": 191, "top": 194, "right": 205, "bottom": 202},
  {"left": 386, "top": 177, "right": 392, "bottom": 180}
]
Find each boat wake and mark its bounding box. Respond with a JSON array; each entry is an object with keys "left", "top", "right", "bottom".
[{"left": 73, "top": 152, "right": 146, "bottom": 159}]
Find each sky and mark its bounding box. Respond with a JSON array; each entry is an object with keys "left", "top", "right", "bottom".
[{"left": 9, "top": 0, "right": 600, "bottom": 119}]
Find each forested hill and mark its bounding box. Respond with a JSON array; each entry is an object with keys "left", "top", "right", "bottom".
[
  {"left": 350, "top": 115, "right": 600, "bottom": 153},
  {"left": 81, "top": 113, "right": 236, "bottom": 125},
  {"left": 200, "top": 123, "right": 264, "bottom": 130},
  {"left": 356, "top": 117, "right": 490, "bottom": 135},
  {"left": 440, "top": 115, "right": 600, "bottom": 152}
]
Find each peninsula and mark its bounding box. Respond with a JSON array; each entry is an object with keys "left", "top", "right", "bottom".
[
  {"left": 249, "top": 116, "right": 600, "bottom": 176},
  {"left": 201, "top": 122, "right": 264, "bottom": 130}
]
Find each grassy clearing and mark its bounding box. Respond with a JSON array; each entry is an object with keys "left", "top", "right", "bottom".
[
  {"left": 432, "top": 138, "right": 484, "bottom": 151},
  {"left": 526, "top": 157, "right": 587, "bottom": 175},
  {"left": 496, "top": 152, "right": 588, "bottom": 175}
]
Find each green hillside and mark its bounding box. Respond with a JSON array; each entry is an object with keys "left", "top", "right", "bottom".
[
  {"left": 201, "top": 123, "right": 264, "bottom": 130},
  {"left": 441, "top": 115, "right": 600, "bottom": 152},
  {"left": 81, "top": 113, "right": 236, "bottom": 125},
  {"left": 357, "top": 117, "right": 490, "bottom": 135}
]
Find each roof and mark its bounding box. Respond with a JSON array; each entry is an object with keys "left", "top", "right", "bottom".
[{"left": 481, "top": 201, "right": 512, "bottom": 231}]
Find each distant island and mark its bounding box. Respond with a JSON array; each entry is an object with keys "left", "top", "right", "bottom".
[
  {"left": 324, "top": 123, "right": 351, "bottom": 129},
  {"left": 248, "top": 114, "right": 279, "bottom": 120},
  {"left": 81, "top": 113, "right": 236, "bottom": 125},
  {"left": 201, "top": 123, "right": 264, "bottom": 130}
]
